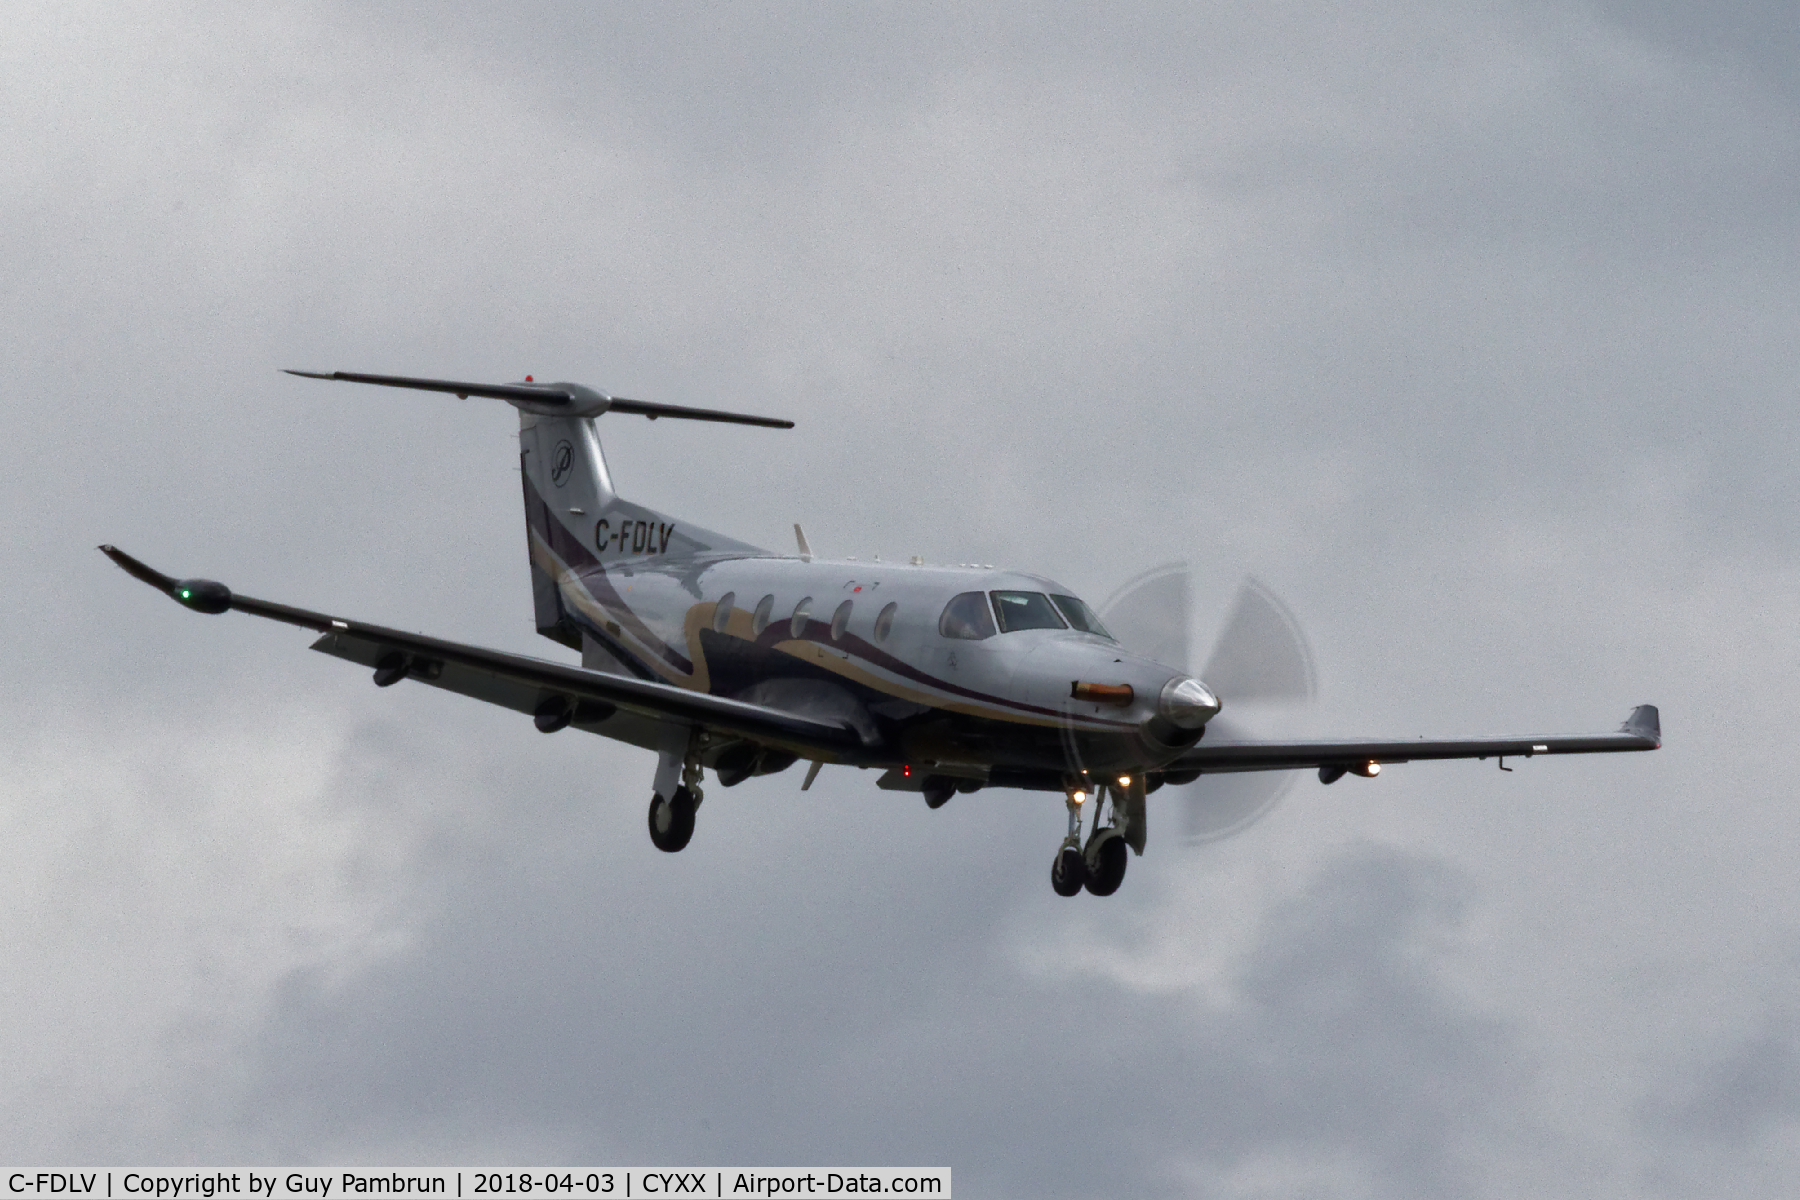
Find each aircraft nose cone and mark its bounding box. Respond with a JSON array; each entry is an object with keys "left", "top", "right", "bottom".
[{"left": 1160, "top": 676, "right": 1221, "bottom": 728}]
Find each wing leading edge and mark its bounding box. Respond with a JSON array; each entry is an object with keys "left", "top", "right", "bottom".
[
  {"left": 1165, "top": 705, "right": 1660, "bottom": 778},
  {"left": 98, "top": 545, "right": 866, "bottom": 761}
]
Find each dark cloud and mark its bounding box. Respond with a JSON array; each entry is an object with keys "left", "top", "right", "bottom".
[
  {"left": 1645, "top": 1015, "right": 1800, "bottom": 1147},
  {"left": 1586, "top": 0, "right": 1800, "bottom": 91},
  {"left": 1633, "top": 970, "right": 1800, "bottom": 1197},
  {"left": 1648, "top": 949, "right": 1800, "bottom": 1144}
]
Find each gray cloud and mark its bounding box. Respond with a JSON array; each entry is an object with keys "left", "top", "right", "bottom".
[
  {"left": 1646, "top": 1014, "right": 1800, "bottom": 1148},
  {"left": 232, "top": 841, "right": 1510, "bottom": 1198}
]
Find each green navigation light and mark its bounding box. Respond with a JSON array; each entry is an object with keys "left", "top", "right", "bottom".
[{"left": 171, "top": 578, "right": 231, "bottom": 613}]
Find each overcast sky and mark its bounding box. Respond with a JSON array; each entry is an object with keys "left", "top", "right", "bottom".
[{"left": 4, "top": 2, "right": 1799, "bottom": 1195}]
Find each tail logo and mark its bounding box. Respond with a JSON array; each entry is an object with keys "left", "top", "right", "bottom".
[{"left": 550, "top": 440, "right": 575, "bottom": 487}]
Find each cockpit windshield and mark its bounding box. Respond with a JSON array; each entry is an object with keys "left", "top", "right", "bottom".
[
  {"left": 1050, "top": 594, "right": 1114, "bottom": 639},
  {"left": 990, "top": 591, "right": 1068, "bottom": 633}
]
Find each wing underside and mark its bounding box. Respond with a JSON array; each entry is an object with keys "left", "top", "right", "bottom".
[{"left": 1163, "top": 705, "right": 1661, "bottom": 776}]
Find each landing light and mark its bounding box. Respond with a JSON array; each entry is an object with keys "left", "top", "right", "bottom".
[
  {"left": 1072, "top": 790, "right": 1087, "bottom": 804},
  {"left": 1072, "top": 681, "right": 1134, "bottom": 706},
  {"left": 1117, "top": 775, "right": 1131, "bottom": 788}
]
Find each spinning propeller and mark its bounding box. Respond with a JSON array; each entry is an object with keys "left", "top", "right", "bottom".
[{"left": 1101, "top": 566, "right": 1318, "bottom": 843}]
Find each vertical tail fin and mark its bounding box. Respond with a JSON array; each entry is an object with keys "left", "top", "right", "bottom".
[
  {"left": 519, "top": 413, "right": 615, "bottom": 648},
  {"left": 517, "top": 411, "right": 770, "bottom": 650}
]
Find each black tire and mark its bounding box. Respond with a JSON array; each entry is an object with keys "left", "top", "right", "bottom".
[
  {"left": 1051, "top": 846, "right": 1086, "bottom": 896},
  {"left": 647, "top": 786, "right": 697, "bottom": 852},
  {"left": 1084, "top": 832, "right": 1128, "bottom": 896}
]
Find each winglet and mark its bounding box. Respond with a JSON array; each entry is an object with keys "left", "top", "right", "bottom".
[
  {"left": 794, "top": 524, "right": 813, "bottom": 562},
  {"left": 99, "top": 545, "right": 233, "bottom": 614},
  {"left": 99, "top": 544, "right": 176, "bottom": 593},
  {"left": 1621, "top": 704, "right": 1661, "bottom": 747}
]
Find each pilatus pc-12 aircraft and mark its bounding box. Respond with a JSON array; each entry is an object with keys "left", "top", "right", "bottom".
[{"left": 102, "top": 369, "right": 1662, "bottom": 896}]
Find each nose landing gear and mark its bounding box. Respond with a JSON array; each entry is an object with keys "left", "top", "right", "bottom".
[
  {"left": 1049, "top": 779, "right": 1133, "bottom": 896},
  {"left": 1083, "top": 827, "right": 1128, "bottom": 895},
  {"left": 1052, "top": 845, "right": 1086, "bottom": 895},
  {"left": 1051, "top": 784, "right": 1087, "bottom": 895},
  {"left": 1050, "top": 785, "right": 1089, "bottom": 895}
]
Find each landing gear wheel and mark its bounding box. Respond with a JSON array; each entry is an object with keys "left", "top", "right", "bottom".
[
  {"left": 648, "top": 786, "right": 696, "bottom": 852},
  {"left": 1083, "top": 830, "right": 1128, "bottom": 896},
  {"left": 1051, "top": 846, "right": 1087, "bottom": 896}
]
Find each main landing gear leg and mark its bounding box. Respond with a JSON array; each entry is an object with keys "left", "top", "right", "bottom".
[
  {"left": 648, "top": 724, "right": 706, "bottom": 853},
  {"left": 1082, "top": 782, "right": 1129, "bottom": 896},
  {"left": 1051, "top": 785, "right": 1089, "bottom": 896}
]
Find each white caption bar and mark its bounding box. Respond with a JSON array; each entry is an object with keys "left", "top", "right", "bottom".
[{"left": 2, "top": 1172, "right": 949, "bottom": 1200}]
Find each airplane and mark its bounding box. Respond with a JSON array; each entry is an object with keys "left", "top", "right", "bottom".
[{"left": 101, "top": 369, "right": 1662, "bottom": 897}]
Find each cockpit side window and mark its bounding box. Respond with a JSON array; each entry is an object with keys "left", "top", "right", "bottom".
[
  {"left": 938, "top": 591, "right": 997, "bottom": 640},
  {"left": 990, "top": 591, "right": 1068, "bottom": 633},
  {"left": 1051, "top": 594, "right": 1114, "bottom": 640}
]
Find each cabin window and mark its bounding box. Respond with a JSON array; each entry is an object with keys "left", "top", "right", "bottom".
[
  {"left": 714, "top": 591, "right": 735, "bottom": 634},
  {"left": 1050, "top": 594, "right": 1113, "bottom": 639},
  {"left": 990, "top": 590, "right": 1067, "bottom": 633},
  {"left": 874, "top": 601, "right": 898, "bottom": 644},
  {"left": 938, "top": 591, "right": 996, "bottom": 640},
  {"left": 752, "top": 594, "right": 774, "bottom": 636},
  {"left": 830, "top": 599, "right": 853, "bottom": 641},
  {"left": 790, "top": 597, "right": 813, "bottom": 638}
]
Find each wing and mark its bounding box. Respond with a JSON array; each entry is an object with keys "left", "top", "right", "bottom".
[
  {"left": 99, "top": 545, "right": 867, "bottom": 761},
  {"left": 1163, "top": 705, "right": 1661, "bottom": 779}
]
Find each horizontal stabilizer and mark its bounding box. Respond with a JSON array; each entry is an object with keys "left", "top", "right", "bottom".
[{"left": 284, "top": 369, "right": 794, "bottom": 428}]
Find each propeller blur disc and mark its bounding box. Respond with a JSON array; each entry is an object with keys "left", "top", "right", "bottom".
[
  {"left": 1200, "top": 576, "right": 1316, "bottom": 705},
  {"left": 1100, "top": 567, "right": 1318, "bottom": 844},
  {"left": 1174, "top": 714, "right": 1299, "bottom": 843},
  {"left": 1098, "top": 562, "right": 1191, "bottom": 671}
]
